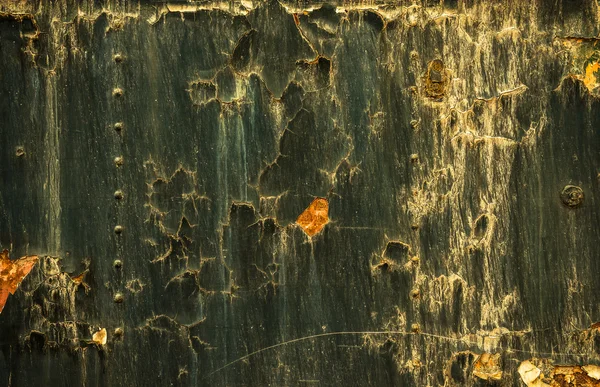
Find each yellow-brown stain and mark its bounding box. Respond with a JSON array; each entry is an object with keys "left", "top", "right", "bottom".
[
  {"left": 0, "top": 250, "right": 38, "bottom": 313},
  {"left": 92, "top": 328, "right": 107, "bottom": 345},
  {"left": 473, "top": 353, "right": 502, "bottom": 381},
  {"left": 296, "top": 198, "right": 329, "bottom": 236},
  {"left": 519, "top": 360, "right": 600, "bottom": 386},
  {"left": 553, "top": 365, "right": 600, "bottom": 386},
  {"left": 584, "top": 61, "right": 600, "bottom": 90}
]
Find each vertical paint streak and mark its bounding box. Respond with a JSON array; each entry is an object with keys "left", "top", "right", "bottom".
[
  {"left": 218, "top": 112, "right": 229, "bottom": 217},
  {"left": 45, "top": 77, "right": 61, "bottom": 253},
  {"left": 239, "top": 115, "right": 248, "bottom": 201}
]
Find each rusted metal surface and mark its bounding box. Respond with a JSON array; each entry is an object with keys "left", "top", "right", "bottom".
[{"left": 1, "top": 0, "right": 600, "bottom": 386}]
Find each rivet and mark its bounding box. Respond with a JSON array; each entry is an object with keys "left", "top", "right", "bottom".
[
  {"left": 410, "top": 154, "right": 419, "bottom": 164},
  {"left": 114, "top": 122, "right": 123, "bottom": 132},
  {"left": 15, "top": 146, "right": 25, "bottom": 157},
  {"left": 113, "top": 293, "right": 124, "bottom": 303},
  {"left": 114, "top": 156, "right": 124, "bottom": 166},
  {"left": 113, "top": 259, "right": 123, "bottom": 269},
  {"left": 113, "top": 88, "right": 123, "bottom": 98},
  {"left": 113, "top": 327, "right": 124, "bottom": 337},
  {"left": 114, "top": 225, "right": 124, "bottom": 234},
  {"left": 410, "top": 223, "right": 419, "bottom": 230},
  {"left": 411, "top": 256, "right": 420, "bottom": 265},
  {"left": 113, "top": 54, "right": 124, "bottom": 63},
  {"left": 410, "top": 289, "right": 420, "bottom": 299},
  {"left": 411, "top": 323, "right": 420, "bottom": 333},
  {"left": 114, "top": 190, "right": 124, "bottom": 200},
  {"left": 560, "top": 185, "right": 584, "bottom": 208}
]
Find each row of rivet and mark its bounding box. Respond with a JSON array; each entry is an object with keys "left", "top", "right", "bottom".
[{"left": 112, "top": 53, "right": 125, "bottom": 315}]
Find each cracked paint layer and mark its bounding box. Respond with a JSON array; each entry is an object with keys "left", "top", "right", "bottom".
[{"left": 1, "top": 1, "right": 600, "bottom": 386}]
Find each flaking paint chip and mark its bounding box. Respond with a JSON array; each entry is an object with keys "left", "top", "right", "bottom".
[
  {"left": 473, "top": 353, "right": 502, "bottom": 381},
  {"left": 0, "top": 250, "right": 38, "bottom": 313},
  {"left": 296, "top": 198, "right": 329, "bottom": 236},
  {"left": 92, "top": 328, "right": 107, "bottom": 345}
]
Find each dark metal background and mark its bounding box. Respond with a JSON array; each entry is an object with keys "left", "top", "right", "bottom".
[{"left": 1, "top": 1, "right": 600, "bottom": 385}]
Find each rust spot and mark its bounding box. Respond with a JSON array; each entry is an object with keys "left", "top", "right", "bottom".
[
  {"left": 559, "top": 40, "right": 600, "bottom": 92},
  {"left": 70, "top": 270, "right": 91, "bottom": 293},
  {"left": 472, "top": 353, "right": 502, "bottom": 381},
  {"left": 410, "top": 289, "right": 420, "bottom": 300},
  {"left": 423, "top": 59, "right": 449, "bottom": 100},
  {"left": 0, "top": 250, "right": 38, "bottom": 313},
  {"left": 296, "top": 198, "right": 329, "bottom": 236},
  {"left": 92, "top": 328, "right": 107, "bottom": 345},
  {"left": 293, "top": 13, "right": 300, "bottom": 26}
]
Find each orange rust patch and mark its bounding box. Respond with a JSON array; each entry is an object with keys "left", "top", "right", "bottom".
[
  {"left": 71, "top": 270, "right": 91, "bottom": 293},
  {"left": 0, "top": 250, "right": 38, "bottom": 313},
  {"left": 584, "top": 61, "right": 600, "bottom": 90},
  {"left": 296, "top": 198, "right": 329, "bottom": 236}
]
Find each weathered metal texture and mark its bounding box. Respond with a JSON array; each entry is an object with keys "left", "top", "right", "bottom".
[{"left": 1, "top": 1, "right": 600, "bottom": 386}]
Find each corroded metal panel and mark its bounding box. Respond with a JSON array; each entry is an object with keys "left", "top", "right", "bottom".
[{"left": 1, "top": 1, "right": 600, "bottom": 386}]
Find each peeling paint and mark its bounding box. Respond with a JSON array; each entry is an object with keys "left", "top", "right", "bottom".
[
  {"left": 0, "top": 250, "right": 38, "bottom": 313},
  {"left": 296, "top": 197, "right": 329, "bottom": 236},
  {"left": 92, "top": 328, "right": 107, "bottom": 345},
  {"left": 472, "top": 352, "right": 502, "bottom": 381}
]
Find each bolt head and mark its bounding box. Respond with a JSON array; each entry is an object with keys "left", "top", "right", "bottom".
[{"left": 560, "top": 185, "right": 584, "bottom": 208}]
